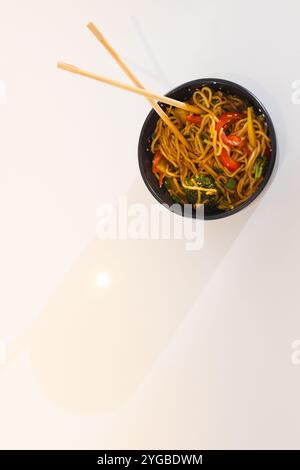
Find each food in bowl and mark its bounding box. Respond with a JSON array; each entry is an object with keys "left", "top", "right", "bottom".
[{"left": 151, "top": 86, "right": 272, "bottom": 212}]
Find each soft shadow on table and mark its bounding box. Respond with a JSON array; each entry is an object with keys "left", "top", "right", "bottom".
[
  {"left": 2, "top": 178, "right": 259, "bottom": 414},
  {"left": 125, "top": 16, "right": 174, "bottom": 90},
  {"left": 1, "top": 26, "right": 283, "bottom": 412}
]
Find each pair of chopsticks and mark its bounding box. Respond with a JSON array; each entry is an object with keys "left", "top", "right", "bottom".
[{"left": 57, "top": 23, "right": 199, "bottom": 149}]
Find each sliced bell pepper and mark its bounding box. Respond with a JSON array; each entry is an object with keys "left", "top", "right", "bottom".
[
  {"left": 152, "top": 151, "right": 168, "bottom": 187},
  {"left": 186, "top": 114, "right": 202, "bottom": 125},
  {"left": 216, "top": 112, "right": 245, "bottom": 147},
  {"left": 222, "top": 133, "right": 242, "bottom": 147},
  {"left": 220, "top": 148, "right": 241, "bottom": 172},
  {"left": 216, "top": 112, "right": 245, "bottom": 134}
]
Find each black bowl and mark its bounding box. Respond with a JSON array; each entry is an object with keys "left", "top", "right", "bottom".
[{"left": 138, "top": 78, "right": 277, "bottom": 220}]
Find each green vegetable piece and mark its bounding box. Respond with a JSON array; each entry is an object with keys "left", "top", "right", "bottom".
[
  {"left": 252, "top": 156, "right": 267, "bottom": 179},
  {"left": 196, "top": 174, "right": 215, "bottom": 188},
  {"left": 164, "top": 178, "right": 172, "bottom": 190},
  {"left": 226, "top": 178, "right": 237, "bottom": 190},
  {"left": 213, "top": 166, "right": 224, "bottom": 175},
  {"left": 185, "top": 189, "right": 198, "bottom": 205},
  {"left": 204, "top": 192, "right": 219, "bottom": 208}
]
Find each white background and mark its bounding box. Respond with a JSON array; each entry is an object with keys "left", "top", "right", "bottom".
[{"left": 0, "top": 0, "right": 300, "bottom": 449}]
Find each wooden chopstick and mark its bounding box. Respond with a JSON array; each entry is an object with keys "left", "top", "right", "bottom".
[
  {"left": 87, "top": 22, "right": 140, "bottom": 88},
  {"left": 57, "top": 62, "right": 201, "bottom": 115},
  {"left": 86, "top": 22, "right": 190, "bottom": 149}
]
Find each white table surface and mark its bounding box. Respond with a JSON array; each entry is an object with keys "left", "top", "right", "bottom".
[{"left": 0, "top": 0, "right": 300, "bottom": 450}]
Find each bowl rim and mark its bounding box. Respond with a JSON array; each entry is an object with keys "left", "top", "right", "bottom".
[{"left": 138, "top": 78, "right": 277, "bottom": 220}]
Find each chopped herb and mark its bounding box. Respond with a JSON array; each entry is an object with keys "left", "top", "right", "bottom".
[
  {"left": 204, "top": 192, "right": 219, "bottom": 208},
  {"left": 200, "top": 132, "right": 209, "bottom": 141},
  {"left": 185, "top": 189, "right": 198, "bottom": 205},
  {"left": 196, "top": 174, "right": 215, "bottom": 188},
  {"left": 184, "top": 176, "right": 198, "bottom": 204},
  {"left": 226, "top": 178, "right": 237, "bottom": 190},
  {"left": 183, "top": 174, "right": 218, "bottom": 205},
  {"left": 213, "top": 166, "right": 224, "bottom": 175}
]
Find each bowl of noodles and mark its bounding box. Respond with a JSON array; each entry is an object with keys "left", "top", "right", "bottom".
[{"left": 138, "top": 78, "right": 276, "bottom": 220}]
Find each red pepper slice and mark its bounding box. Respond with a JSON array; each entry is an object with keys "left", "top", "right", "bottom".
[
  {"left": 186, "top": 114, "right": 202, "bottom": 124},
  {"left": 152, "top": 151, "right": 161, "bottom": 168},
  {"left": 152, "top": 151, "right": 166, "bottom": 187},
  {"left": 222, "top": 133, "right": 242, "bottom": 147},
  {"left": 216, "top": 112, "right": 245, "bottom": 147},
  {"left": 220, "top": 148, "right": 241, "bottom": 172},
  {"left": 216, "top": 112, "right": 245, "bottom": 134}
]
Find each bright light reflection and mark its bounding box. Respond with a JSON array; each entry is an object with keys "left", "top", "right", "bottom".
[{"left": 96, "top": 272, "right": 111, "bottom": 288}]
